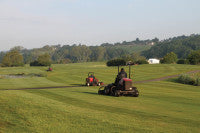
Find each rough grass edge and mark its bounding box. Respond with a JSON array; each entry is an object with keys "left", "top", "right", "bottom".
[{"left": 177, "top": 74, "right": 200, "bottom": 86}]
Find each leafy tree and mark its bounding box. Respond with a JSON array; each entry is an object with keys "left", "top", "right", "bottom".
[
  {"left": 130, "top": 53, "right": 146, "bottom": 62},
  {"left": 52, "top": 49, "right": 69, "bottom": 63},
  {"left": 23, "top": 51, "right": 34, "bottom": 64},
  {"left": 104, "top": 47, "right": 126, "bottom": 60},
  {"left": 37, "top": 53, "right": 52, "bottom": 66},
  {"left": 69, "top": 45, "right": 91, "bottom": 62},
  {"left": 101, "top": 43, "right": 113, "bottom": 47},
  {"left": 59, "top": 58, "right": 71, "bottom": 64},
  {"left": 0, "top": 52, "right": 6, "bottom": 63},
  {"left": 161, "top": 52, "right": 178, "bottom": 64},
  {"left": 152, "top": 37, "right": 159, "bottom": 43},
  {"left": 142, "top": 34, "right": 200, "bottom": 59},
  {"left": 136, "top": 38, "right": 140, "bottom": 42},
  {"left": 8, "top": 34, "right": 200, "bottom": 64},
  {"left": 90, "top": 46, "right": 106, "bottom": 61},
  {"left": 122, "top": 53, "right": 147, "bottom": 64},
  {"left": 122, "top": 54, "right": 132, "bottom": 62},
  {"left": 10, "top": 46, "right": 24, "bottom": 51},
  {"left": 107, "top": 59, "right": 126, "bottom": 66},
  {"left": 187, "top": 50, "right": 200, "bottom": 65},
  {"left": 1, "top": 50, "right": 24, "bottom": 67},
  {"left": 30, "top": 53, "right": 52, "bottom": 66}
]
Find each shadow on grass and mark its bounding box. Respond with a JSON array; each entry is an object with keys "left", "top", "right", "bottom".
[
  {"left": 70, "top": 84, "right": 85, "bottom": 86},
  {"left": 71, "top": 90, "right": 98, "bottom": 95},
  {"left": 82, "top": 91, "right": 118, "bottom": 97},
  {"left": 82, "top": 91, "right": 98, "bottom": 95},
  {"left": 166, "top": 78, "right": 179, "bottom": 83},
  {"left": 0, "top": 121, "right": 16, "bottom": 127}
]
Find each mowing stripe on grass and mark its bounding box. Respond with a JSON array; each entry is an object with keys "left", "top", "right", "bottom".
[
  {"left": 134, "top": 70, "right": 200, "bottom": 84},
  {"left": 25, "top": 89, "right": 200, "bottom": 128},
  {"left": 0, "top": 85, "right": 85, "bottom": 91},
  {"left": 1, "top": 70, "right": 199, "bottom": 91}
]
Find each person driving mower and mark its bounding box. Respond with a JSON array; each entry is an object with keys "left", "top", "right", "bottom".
[{"left": 114, "top": 68, "right": 127, "bottom": 86}]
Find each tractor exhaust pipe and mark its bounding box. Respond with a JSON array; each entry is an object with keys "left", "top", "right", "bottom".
[
  {"left": 118, "top": 66, "right": 119, "bottom": 73},
  {"left": 128, "top": 61, "right": 132, "bottom": 79},
  {"left": 129, "top": 64, "right": 131, "bottom": 79}
]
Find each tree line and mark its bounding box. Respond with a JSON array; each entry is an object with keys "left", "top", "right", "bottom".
[
  {"left": 0, "top": 37, "right": 159, "bottom": 64},
  {"left": 0, "top": 34, "right": 199, "bottom": 67},
  {"left": 107, "top": 50, "right": 200, "bottom": 66},
  {"left": 0, "top": 44, "right": 148, "bottom": 65},
  {"left": 142, "top": 34, "right": 200, "bottom": 59}
]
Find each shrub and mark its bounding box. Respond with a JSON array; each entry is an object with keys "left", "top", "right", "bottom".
[
  {"left": 196, "top": 78, "right": 200, "bottom": 86},
  {"left": 186, "top": 77, "right": 196, "bottom": 85},
  {"left": 136, "top": 59, "right": 149, "bottom": 65},
  {"left": 30, "top": 53, "right": 51, "bottom": 66},
  {"left": 37, "top": 53, "right": 51, "bottom": 66},
  {"left": 162, "top": 52, "right": 178, "bottom": 64},
  {"left": 178, "top": 74, "right": 187, "bottom": 84},
  {"left": 107, "top": 59, "right": 126, "bottom": 66},
  {"left": 187, "top": 50, "right": 200, "bottom": 65},
  {"left": 178, "top": 74, "right": 196, "bottom": 85},
  {"left": 177, "top": 59, "right": 189, "bottom": 64},
  {"left": 30, "top": 61, "right": 41, "bottom": 66}
]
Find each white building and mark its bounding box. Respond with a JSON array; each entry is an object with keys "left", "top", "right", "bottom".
[{"left": 148, "top": 58, "right": 160, "bottom": 64}]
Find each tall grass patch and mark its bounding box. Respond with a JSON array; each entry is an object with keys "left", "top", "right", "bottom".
[{"left": 178, "top": 73, "right": 200, "bottom": 86}]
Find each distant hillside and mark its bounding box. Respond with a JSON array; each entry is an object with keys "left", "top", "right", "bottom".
[
  {"left": 1, "top": 34, "right": 199, "bottom": 63},
  {"left": 142, "top": 34, "right": 200, "bottom": 59},
  {"left": 0, "top": 38, "right": 154, "bottom": 63},
  {"left": 112, "top": 45, "right": 151, "bottom": 54},
  {"left": 100, "top": 38, "right": 156, "bottom": 54}
]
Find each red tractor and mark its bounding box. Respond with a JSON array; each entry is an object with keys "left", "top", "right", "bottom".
[
  {"left": 98, "top": 65, "right": 139, "bottom": 97},
  {"left": 86, "top": 72, "right": 103, "bottom": 86},
  {"left": 47, "top": 66, "right": 53, "bottom": 72}
]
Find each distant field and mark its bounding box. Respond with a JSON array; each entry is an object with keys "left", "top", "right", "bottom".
[{"left": 0, "top": 63, "right": 200, "bottom": 132}]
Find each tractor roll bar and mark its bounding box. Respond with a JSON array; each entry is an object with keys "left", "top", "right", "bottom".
[
  {"left": 118, "top": 63, "right": 132, "bottom": 79},
  {"left": 88, "top": 72, "right": 94, "bottom": 77}
]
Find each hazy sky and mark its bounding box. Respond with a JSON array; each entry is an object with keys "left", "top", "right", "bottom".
[{"left": 0, "top": 0, "right": 200, "bottom": 51}]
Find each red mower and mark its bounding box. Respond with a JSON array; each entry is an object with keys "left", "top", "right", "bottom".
[
  {"left": 86, "top": 72, "right": 103, "bottom": 86},
  {"left": 47, "top": 66, "right": 53, "bottom": 72}
]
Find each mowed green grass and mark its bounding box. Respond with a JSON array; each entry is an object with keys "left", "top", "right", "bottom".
[
  {"left": 0, "top": 62, "right": 199, "bottom": 89},
  {"left": 0, "top": 62, "right": 200, "bottom": 133}
]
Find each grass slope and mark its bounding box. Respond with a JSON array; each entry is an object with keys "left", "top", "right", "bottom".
[
  {"left": 0, "top": 63, "right": 200, "bottom": 132},
  {"left": 0, "top": 63, "right": 199, "bottom": 89}
]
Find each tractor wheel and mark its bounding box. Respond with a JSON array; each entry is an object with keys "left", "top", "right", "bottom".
[
  {"left": 98, "top": 90, "right": 102, "bottom": 95},
  {"left": 114, "top": 90, "right": 120, "bottom": 97},
  {"left": 133, "top": 89, "right": 139, "bottom": 97},
  {"left": 97, "top": 82, "right": 101, "bottom": 86},
  {"left": 104, "top": 87, "right": 110, "bottom": 95},
  {"left": 86, "top": 83, "right": 90, "bottom": 87}
]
